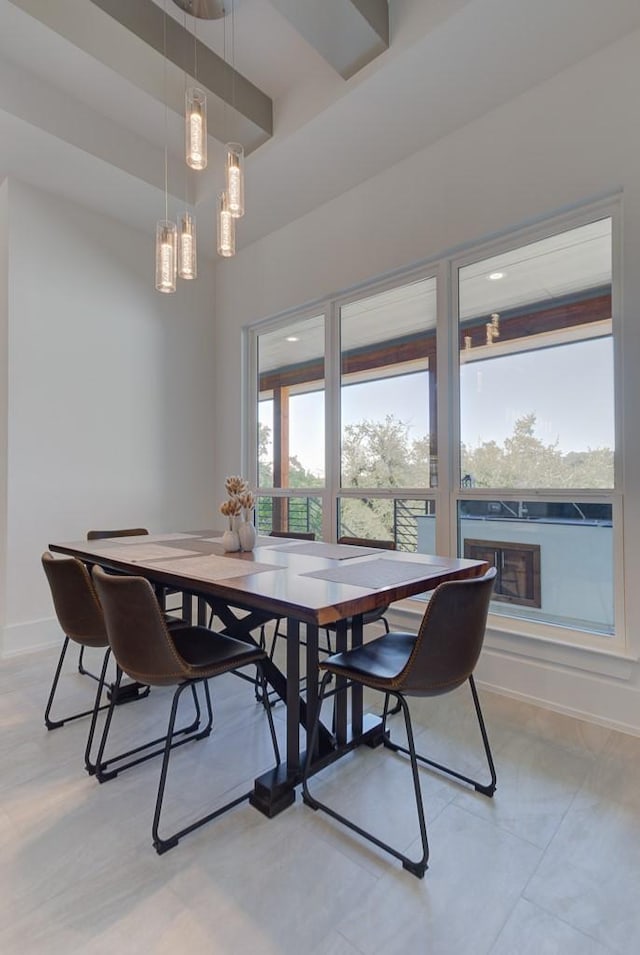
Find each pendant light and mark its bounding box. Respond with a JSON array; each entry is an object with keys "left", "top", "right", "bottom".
[
  {"left": 155, "top": 221, "right": 177, "bottom": 293},
  {"left": 155, "top": 2, "right": 177, "bottom": 293},
  {"left": 226, "top": 142, "right": 244, "bottom": 218},
  {"left": 185, "top": 87, "right": 207, "bottom": 170},
  {"left": 217, "top": 191, "right": 235, "bottom": 257},
  {"left": 178, "top": 211, "right": 197, "bottom": 279}
]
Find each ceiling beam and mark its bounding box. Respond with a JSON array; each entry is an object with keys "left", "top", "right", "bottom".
[
  {"left": 270, "top": 0, "right": 389, "bottom": 80},
  {"left": 8, "top": 0, "right": 273, "bottom": 153}
]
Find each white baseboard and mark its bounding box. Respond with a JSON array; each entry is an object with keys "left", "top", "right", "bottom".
[
  {"left": 476, "top": 646, "right": 640, "bottom": 738},
  {"left": 1, "top": 616, "right": 60, "bottom": 658},
  {"left": 387, "top": 605, "right": 640, "bottom": 738}
]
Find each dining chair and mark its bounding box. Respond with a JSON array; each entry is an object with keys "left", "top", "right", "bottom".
[
  {"left": 41, "top": 552, "right": 114, "bottom": 768},
  {"left": 91, "top": 566, "right": 281, "bottom": 854},
  {"left": 302, "top": 567, "right": 497, "bottom": 878},
  {"left": 87, "top": 527, "right": 187, "bottom": 620},
  {"left": 80, "top": 527, "right": 188, "bottom": 679},
  {"left": 42, "top": 550, "right": 188, "bottom": 768}
]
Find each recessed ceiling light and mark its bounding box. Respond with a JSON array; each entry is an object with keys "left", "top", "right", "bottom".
[
  {"left": 488, "top": 271, "right": 505, "bottom": 281},
  {"left": 285, "top": 336, "right": 299, "bottom": 342}
]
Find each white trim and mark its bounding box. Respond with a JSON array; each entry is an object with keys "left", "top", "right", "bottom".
[
  {"left": 475, "top": 647, "right": 640, "bottom": 738},
  {"left": 2, "top": 617, "right": 60, "bottom": 658}
]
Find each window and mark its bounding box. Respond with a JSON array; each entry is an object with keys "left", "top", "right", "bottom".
[
  {"left": 456, "top": 216, "right": 616, "bottom": 638},
  {"left": 256, "top": 313, "right": 325, "bottom": 534},
  {"left": 248, "top": 204, "right": 621, "bottom": 648}
]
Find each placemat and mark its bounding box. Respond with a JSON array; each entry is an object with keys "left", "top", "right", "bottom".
[
  {"left": 96, "top": 544, "right": 199, "bottom": 561},
  {"left": 303, "top": 558, "right": 437, "bottom": 589},
  {"left": 99, "top": 532, "right": 201, "bottom": 544},
  {"left": 142, "top": 554, "right": 281, "bottom": 582},
  {"left": 266, "top": 541, "right": 384, "bottom": 560}
]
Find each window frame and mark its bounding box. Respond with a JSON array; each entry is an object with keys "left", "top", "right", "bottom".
[{"left": 244, "top": 196, "right": 626, "bottom": 657}]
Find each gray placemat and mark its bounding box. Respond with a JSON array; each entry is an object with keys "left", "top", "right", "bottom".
[
  {"left": 303, "top": 558, "right": 438, "bottom": 589},
  {"left": 266, "top": 541, "right": 384, "bottom": 560}
]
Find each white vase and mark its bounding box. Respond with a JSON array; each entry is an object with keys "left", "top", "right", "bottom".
[
  {"left": 238, "top": 520, "right": 257, "bottom": 552},
  {"left": 221, "top": 527, "right": 240, "bottom": 552}
]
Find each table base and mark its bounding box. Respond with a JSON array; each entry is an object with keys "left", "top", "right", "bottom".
[{"left": 249, "top": 712, "right": 385, "bottom": 818}]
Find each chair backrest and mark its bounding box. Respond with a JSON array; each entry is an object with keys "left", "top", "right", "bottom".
[
  {"left": 41, "top": 552, "right": 108, "bottom": 647},
  {"left": 269, "top": 530, "right": 316, "bottom": 540},
  {"left": 397, "top": 568, "right": 496, "bottom": 696},
  {"left": 87, "top": 528, "right": 149, "bottom": 540},
  {"left": 92, "top": 566, "right": 185, "bottom": 686},
  {"left": 338, "top": 536, "right": 395, "bottom": 550}
]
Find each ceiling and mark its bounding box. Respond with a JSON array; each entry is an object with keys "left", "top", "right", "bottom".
[
  {"left": 256, "top": 218, "right": 612, "bottom": 373},
  {"left": 1, "top": 0, "right": 639, "bottom": 260}
]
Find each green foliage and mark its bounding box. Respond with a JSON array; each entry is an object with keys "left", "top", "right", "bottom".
[
  {"left": 258, "top": 412, "right": 613, "bottom": 539},
  {"left": 342, "top": 415, "right": 429, "bottom": 488},
  {"left": 462, "top": 412, "right": 614, "bottom": 489}
]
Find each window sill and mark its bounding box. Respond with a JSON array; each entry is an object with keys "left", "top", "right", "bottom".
[{"left": 388, "top": 599, "right": 639, "bottom": 682}]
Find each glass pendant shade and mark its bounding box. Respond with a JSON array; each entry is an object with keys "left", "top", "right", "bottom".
[
  {"left": 155, "top": 220, "right": 177, "bottom": 293},
  {"left": 225, "top": 143, "right": 245, "bottom": 218},
  {"left": 185, "top": 88, "right": 207, "bottom": 170},
  {"left": 178, "top": 212, "right": 197, "bottom": 279},
  {"left": 217, "top": 192, "right": 235, "bottom": 257}
]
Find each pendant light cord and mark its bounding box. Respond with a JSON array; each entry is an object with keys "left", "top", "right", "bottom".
[{"left": 163, "top": 0, "right": 169, "bottom": 223}]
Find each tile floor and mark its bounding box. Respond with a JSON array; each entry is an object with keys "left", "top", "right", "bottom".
[{"left": 1, "top": 635, "right": 639, "bottom": 954}]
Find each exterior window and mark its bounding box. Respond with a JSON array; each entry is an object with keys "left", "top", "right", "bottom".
[
  {"left": 257, "top": 314, "right": 325, "bottom": 534},
  {"left": 457, "top": 217, "right": 615, "bottom": 637},
  {"left": 249, "top": 206, "right": 620, "bottom": 647}
]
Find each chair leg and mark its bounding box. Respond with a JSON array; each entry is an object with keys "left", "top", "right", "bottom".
[
  {"left": 152, "top": 677, "right": 277, "bottom": 855},
  {"left": 255, "top": 619, "right": 284, "bottom": 708},
  {"left": 256, "top": 661, "right": 281, "bottom": 767},
  {"left": 91, "top": 668, "right": 212, "bottom": 782},
  {"left": 45, "top": 638, "right": 112, "bottom": 730},
  {"left": 44, "top": 637, "right": 70, "bottom": 729},
  {"left": 254, "top": 623, "right": 268, "bottom": 702},
  {"left": 383, "top": 675, "right": 497, "bottom": 796},
  {"left": 302, "top": 680, "right": 429, "bottom": 878},
  {"left": 84, "top": 648, "right": 113, "bottom": 773}
]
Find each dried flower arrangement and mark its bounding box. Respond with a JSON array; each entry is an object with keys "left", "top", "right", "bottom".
[
  {"left": 219, "top": 496, "right": 242, "bottom": 529},
  {"left": 220, "top": 476, "right": 255, "bottom": 526},
  {"left": 220, "top": 475, "right": 257, "bottom": 551}
]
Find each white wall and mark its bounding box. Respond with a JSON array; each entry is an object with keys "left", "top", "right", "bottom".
[
  {"left": 1, "top": 180, "right": 216, "bottom": 655},
  {"left": 0, "top": 179, "right": 8, "bottom": 644},
  {"left": 211, "top": 29, "right": 640, "bottom": 733}
]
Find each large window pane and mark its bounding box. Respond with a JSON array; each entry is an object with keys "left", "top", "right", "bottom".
[
  {"left": 339, "top": 497, "right": 435, "bottom": 553},
  {"left": 257, "top": 315, "right": 325, "bottom": 489},
  {"left": 458, "top": 219, "right": 613, "bottom": 489},
  {"left": 458, "top": 499, "right": 614, "bottom": 635},
  {"left": 340, "top": 278, "right": 437, "bottom": 489}
]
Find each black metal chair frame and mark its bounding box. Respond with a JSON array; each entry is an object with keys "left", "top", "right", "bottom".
[
  {"left": 45, "top": 636, "right": 113, "bottom": 731},
  {"left": 302, "top": 570, "right": 497, "bottom": 879},
  {"left": 303, "top": 672, "right": 496, "bottom": 878},
  {"left": 85, "top": 663, "right": 210, "bottom": 779},
  {"left": 90, "top": 659, "right": 280, "bottom": 854}
]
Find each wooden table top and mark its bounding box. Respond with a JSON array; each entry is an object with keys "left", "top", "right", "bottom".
[{"left": 48, "top": 530, "right": 489, "bottom": 627}]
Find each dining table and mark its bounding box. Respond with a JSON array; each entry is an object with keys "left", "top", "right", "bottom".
[{"left": 49, "top": 530, "right": 489, "bottom": 817}]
